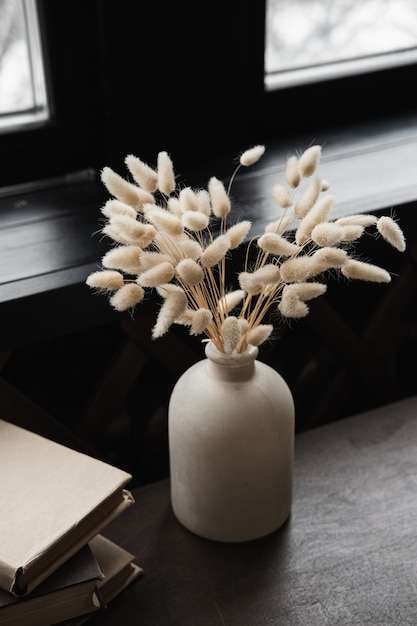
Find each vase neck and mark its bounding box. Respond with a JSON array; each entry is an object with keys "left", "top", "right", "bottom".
[{"left": 204, "top": 341, "right": 258, "bottom": 382}]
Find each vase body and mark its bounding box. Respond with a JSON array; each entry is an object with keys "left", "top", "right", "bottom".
[{"left": 168, "top": 341, "right": 295, "bottom": 542}]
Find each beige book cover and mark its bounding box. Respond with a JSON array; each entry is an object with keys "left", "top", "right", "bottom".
[{"left": 0, "top": 419, "right": 134, "bottom": 597}]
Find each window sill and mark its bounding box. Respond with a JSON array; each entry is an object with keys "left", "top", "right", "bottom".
[{"left": 230, "top": 111, "right": 417, "bottom": 236}]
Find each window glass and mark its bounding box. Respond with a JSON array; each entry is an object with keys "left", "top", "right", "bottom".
[
  {"left": 265, "top": 0, "right": 417, "bottom": 89},
  {"left": 0, "top": 0, "right": 48, "bottom": 130}
]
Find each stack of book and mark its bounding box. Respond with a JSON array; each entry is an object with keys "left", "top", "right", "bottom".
[{"left": 0, "top": 418, "right": 143, "bottom": 625}]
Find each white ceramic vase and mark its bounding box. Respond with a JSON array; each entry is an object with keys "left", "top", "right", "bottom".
[{"left": 168, "top": 340, "right": 295, "bottom": 542}]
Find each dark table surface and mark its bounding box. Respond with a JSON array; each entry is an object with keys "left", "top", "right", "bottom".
[{"left": 89, "top": 394, "right": 417, "bottom": 626}]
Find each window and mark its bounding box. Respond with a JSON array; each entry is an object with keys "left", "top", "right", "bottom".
[
  {"left": 0, "top": 0, "right": 48, "bottom": 131},
  {"left": 0, "top": 1, "right": 103, "bottom": 188},
  {"left": 265, "top": 0, "right": 417, "bottom": 90},
  {"left": 1, "top": 1, "right": 416, "bottom": 189}
]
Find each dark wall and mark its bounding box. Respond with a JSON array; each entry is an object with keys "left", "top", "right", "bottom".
[
  {"left": 94, "top": 1, "right": 266, "bottom": 173},
  {"left": 1, "top": 0, "right": 266, "bottom": 186}
]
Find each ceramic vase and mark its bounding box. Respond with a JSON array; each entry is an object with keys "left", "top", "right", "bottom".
[{"left": 168, "top": 340, "right": 295, "bottom": 542}]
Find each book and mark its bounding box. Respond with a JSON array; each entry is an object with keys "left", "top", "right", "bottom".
[
  {"left": 0, "top": 535, "right": 144, "bottom": 626},
  {"left": 0, "top": 543, "right": 104, "bottom": 626},
  {"left": 72, "top": 535, "right": 144, "bottom": 626},
  {"left": 0, "top": 418, "right": 134, "bottom": 597},
  {"left": 89, "top": 534, "right": 143, "bottom": 605}
]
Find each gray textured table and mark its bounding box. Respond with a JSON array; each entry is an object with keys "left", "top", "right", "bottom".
[{"left": 92, "top": 394, "right": 417, "bottom": 625}]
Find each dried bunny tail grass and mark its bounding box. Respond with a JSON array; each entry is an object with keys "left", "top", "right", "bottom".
[
  {"left": 285, "top": 155, "right": 301, "bottom": 188},
  {"left": 157, "top": 151, "right": 176, "bottom": 196},
  {"left": 340, "top": 224, "right": 364, "bottom": 242},
  {"left": 176, "top": 258, "right": 205, "bottom": 285},
  {"left": 208, "top": 177, "right": 231, "bottom": 218},
  {"left": 182, "top": 211, "right": 210, "bottom": 231},
  {"left": 138, "top": 226, "right": 157, "bottom": 247},
  {"left": 311, "top": 222, "right": 345, "bottom": 247},
  {"left": 280, "top": 256, "right": 314, "bottom": 283},
  {"left": 164, "top": 232, "right": 203, "bottom": 263},
  {"left": 272, "top": 184, "right": 293, "bottom": 208},
  {"left": 240, "top": 145, "right": 265, "bottom": 166},
  {"left": 143, "top": 204, "right": 184, "bottom": 236},
  {"left": 294, "top": 176, "right": 322, "bottom": 219},
  {"left": 336, "top": 214, "right": 378, "bottom": 227},
  {"left": 286, "top": 281, "right": 327, "bottom": 301},
  {"left": 177, "top": 236, "right": 203, "bottom": 260},
  {"left": 167, "top": 197, "right": 183, "bottom": 216},
  {"left": 138, "top": 251, "right": 172, "bottom": 270},
  {"left": 91, "top": 144, "right": 406, "bottom": 352},
  {"left": 101, "top": 167, "right": 154, "bottom": 209},
  {"left": 279, "top": 280, "right": 327, "bottom": 318},
  {"left": 238, "top": 265, "right": 280, "bottom": 295},
  {"left": 218, "top": 289, "right": 245, "bottom": 315},
  {"left": 155, "top": 282, "right": 182, "bottom": 298},
  {"left": 309, "top": 247, "right": 349, "bottom": 275},
  {"left": 311, "top": 246, "right": 348, "bottom": 266},
  {"left": 265, "top": 214, "right": 294, "bottom": 236},
  {"left": 297, "top": 145, "right": 322, "bottom": 178},
  {"left": 179, "top": 187, "right": 199, "bottom": 212},
  {"left": 152, "top": 286, "right": 187, "bottom": 338},
  {"left": 137, "top": 261, "right": 175, "bottom": 287},
  {"left": 102, "top": 223, "right": 135, "bottom": 245},
  {"left": 246, "top": 324, "right": 273, "bottom": 347},
  {"left": 237, "top": 318, "right": 250, "bottom": 334},
  {"left": 295, "top": 194, "right": 335, "bottom": 245},
  {"left": 153, "top": 231, "right": 180, "bottom": 261},
  {"left": 195, "top": 189, "right": 212, "bottom": 216},
  {"left": 278, "top": 287, "right": 309, "bottom": 318},
  {"left": 258, "top": 232, "right": 301, "bottom": 257},
  {"left": 226, "top": 220, "right": 252, "bottom": 249},
  {"left": 174, "top": 309, "right": 194, "bottom": 326},
  {"left": 86, "top": 270, "right": 125, "bottom": 291},
  {"left": 125, "top": 155, "right": 158, "bottom": 192},
  {"left": 101, "top": 199, "right": 138, "bottom": 219},
  {"left": 189, "top": 308, "right": 213, "bottom": 335},
  {"left": 252, "top": 264, "right": 281, "bottom": 285},
  {"left": 109, "top": 215, "right": 156, "bottom": 246},
  {"left": 168, "top": 191, "right": 209, "bottom": 219},
  {"left": 238, "top": 272, "right": 264, "bottom": 295},
  {"left": 377, "top": 216, "right": 406, "bottom": 252},
  {"left": 102, "top": 246, "right": 143, "bottom": 274},
  {"left": 200, "top": 234, "right": 231, "bottom": 267},
  {"left": 222, "top": 316, "right": 242, "bottom": 353},
  {"left": 109, "top": 283, "right": 145, "bottom": 311},
  {"left": 341, "top": 260, "right": 391, "bottom": 283}
]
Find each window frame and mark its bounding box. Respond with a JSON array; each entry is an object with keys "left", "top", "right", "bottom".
[
  {"left": 0, "top": 1, "right": 104, "bottom": 187},
  {"left": 0, "top": 0, "right": 49, "bottom": 128},
  {"left": 1, "top": 0, "right": 417, "bottom": 189}
]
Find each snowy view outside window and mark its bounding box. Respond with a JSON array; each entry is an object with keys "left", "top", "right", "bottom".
[
  {"left": 0, "top": 0, "right": 48, "bottom": 129},
  {"left": 265, "top": 0, "right": 417, "bottom": 89}
]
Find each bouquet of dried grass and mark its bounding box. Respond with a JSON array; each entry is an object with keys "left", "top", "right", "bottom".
[{"left": 87, "top": 145, "right": 406, "bottom": 354}]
